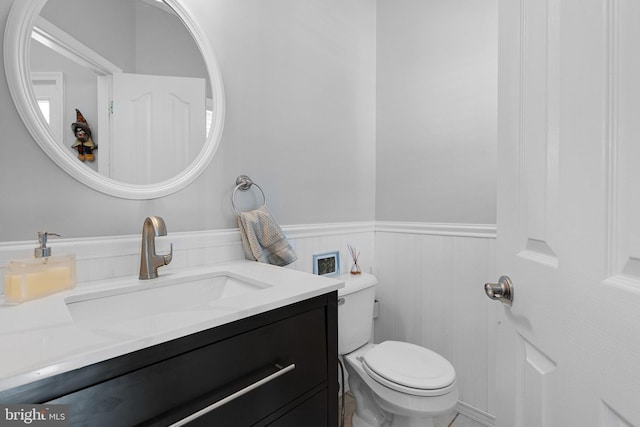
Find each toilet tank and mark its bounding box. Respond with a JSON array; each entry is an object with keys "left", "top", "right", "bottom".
[{"left": 337, "top": 273, "right": 377, "bottom": 355}]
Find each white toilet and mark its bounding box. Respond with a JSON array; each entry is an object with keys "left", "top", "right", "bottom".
[{"left": 338, "top": 273, "right": 458, "bottom": 427}]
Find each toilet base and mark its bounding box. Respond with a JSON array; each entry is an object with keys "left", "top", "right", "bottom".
[
  {"left": 350, "top": 376, "right": 437, "bottom": 427},
  {"left": 351, "top": 412, "right": 436, "bottom": 427},
  {"left": 349, "top": 365, "right": 391, "bottom": 427}
]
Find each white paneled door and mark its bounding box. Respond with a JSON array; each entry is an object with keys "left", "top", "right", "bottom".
[
  {"left": 110, "top": 72, "right": 205, "bottom": 184},
  {"left": 495, "top": 0, "right": 640, "bottom": 426}
]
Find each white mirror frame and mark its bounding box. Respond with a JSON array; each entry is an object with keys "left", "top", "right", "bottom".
[{"left": 4, "top": 0, "right": 225, "bottom": 199}]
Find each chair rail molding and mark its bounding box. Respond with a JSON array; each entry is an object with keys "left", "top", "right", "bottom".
[{"left": 375, "top": 221, "right": 496, "bottom": 238}]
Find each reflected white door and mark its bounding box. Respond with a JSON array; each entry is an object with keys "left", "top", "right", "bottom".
[
  {"left": 31, "top": 72, "right": 64, "bottom": 145},
  {"left": 110, "top": 72, "right": 205, "bottom": 184},
  {"left": 495, "top": 0, "right": 640, "bottom": 425}
]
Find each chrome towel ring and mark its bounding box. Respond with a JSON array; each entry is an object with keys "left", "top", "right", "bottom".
[{"left": 232, "top": 175, "right": 267, "bottom": 215}]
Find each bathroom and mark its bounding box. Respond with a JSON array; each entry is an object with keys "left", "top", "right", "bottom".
[{"left": 2, "top": 0, "right": 640, "bottom": 426}]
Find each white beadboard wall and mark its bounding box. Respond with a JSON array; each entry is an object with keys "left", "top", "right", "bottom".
[
  {"left": 0, "top": 222, "right": 376, "bottom": 288},
  {"left": 374, "top": 222, "right": 497, "bottom": 426},
  {"left": 0, "top": 221, "right": 496, "bottom": 425}
]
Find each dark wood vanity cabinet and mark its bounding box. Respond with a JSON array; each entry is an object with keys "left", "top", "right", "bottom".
[{"left": 0, "top": 292, "right": 338, "bottom": 426}]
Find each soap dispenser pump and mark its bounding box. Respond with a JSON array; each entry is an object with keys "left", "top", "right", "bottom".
[
  {"left": 4, "top": 232, "right": 76, "bottom": 303},
  {"left": 34, "top": 231, "right": 59, "bottom": 258}
]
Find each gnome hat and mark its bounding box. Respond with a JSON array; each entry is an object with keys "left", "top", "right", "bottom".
[{"left": 71, "top": 109, "right": 92, "bottom": 138}]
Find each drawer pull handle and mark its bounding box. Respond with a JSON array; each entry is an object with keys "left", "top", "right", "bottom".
[{"left": 168, "top": 363, "right": 296, "bottom": 426}]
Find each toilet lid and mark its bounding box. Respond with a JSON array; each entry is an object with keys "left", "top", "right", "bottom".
[{"left": 362, "top": 341, "right": 456, "bottom": 395}]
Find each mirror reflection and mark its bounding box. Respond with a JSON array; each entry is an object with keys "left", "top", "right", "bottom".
[{"left": 30, "top": 0, "right": 212, "bottom": 185}]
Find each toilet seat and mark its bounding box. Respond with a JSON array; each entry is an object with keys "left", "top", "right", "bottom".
[{"left": 361, "top": 341, "right": 456, "bottom": 397}]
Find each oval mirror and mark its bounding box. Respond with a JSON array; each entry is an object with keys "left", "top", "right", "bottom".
[{"left": 4, "top": 0, "right": 225, "bottom": 199}]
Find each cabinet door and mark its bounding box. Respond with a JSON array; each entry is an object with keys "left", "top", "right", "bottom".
[
  {"left": 265, "top": 391, "right": 328, "bottom": 427},
  {"left": 49, "top": 307, "right": 327, "bottom": 426}
]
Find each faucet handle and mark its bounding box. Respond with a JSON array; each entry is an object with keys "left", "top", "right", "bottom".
[{"left": 162, "top": 243, "right": 173, "bottom": 266}]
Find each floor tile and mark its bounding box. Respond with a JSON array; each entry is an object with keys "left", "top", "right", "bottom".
[{"left": 338, "top": 393, "right": 484, "bottom": 427}]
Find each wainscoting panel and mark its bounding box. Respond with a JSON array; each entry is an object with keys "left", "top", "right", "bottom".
[
  {"left": 0, "top": 222, "right": 376, "bottom": 292},
  {"left": 285, "top": 222, "right": 376, "bottom": 276},
  {"left": 374, "top": 224, "right": 497, "bottom": 425}
]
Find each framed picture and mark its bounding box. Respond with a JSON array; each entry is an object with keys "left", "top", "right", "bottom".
[{"left": 313, "top": 251, "right": 340, "bottom": 277}]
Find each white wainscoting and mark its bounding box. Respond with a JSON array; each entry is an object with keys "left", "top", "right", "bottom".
[
  {"left": 374, "top": 222, "right": 497, "bottom": 426},
  {"left": 0, "top": 221, "right": 496, "bottom": 424},
  {"left": 0, "top": 222, "right": 376, "bottom": 290}
]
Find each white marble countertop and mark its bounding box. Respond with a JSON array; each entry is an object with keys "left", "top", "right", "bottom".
[{"left": 0, "top": 260, "right": 343, "bottom": 392}]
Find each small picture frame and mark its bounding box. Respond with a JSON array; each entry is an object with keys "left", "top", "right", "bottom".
[{"left": 313, "top": 251, "right": 341, "bottom": 277}]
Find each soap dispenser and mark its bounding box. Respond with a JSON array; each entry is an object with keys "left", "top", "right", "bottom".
[{"left": 4, "top": 232, "right": 76, "bottom": 303}]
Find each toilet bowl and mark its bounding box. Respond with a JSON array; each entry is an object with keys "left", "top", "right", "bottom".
[{"left": 338, "top": 274, "right": 458, "bottom": 427}]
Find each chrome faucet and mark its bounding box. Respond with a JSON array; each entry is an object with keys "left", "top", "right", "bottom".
[{"left": 139, "top": 216, "right": 173, "bottom": 279}]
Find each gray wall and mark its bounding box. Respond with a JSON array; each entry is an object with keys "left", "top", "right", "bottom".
[
  {"left": 0, "top": 0, "right": 376, "bottom": 241},
  {"left": 1, "top": 0, "right": 496, "bottom": 243},
  {"left": 376, "top": 0, "right": 498, "bottom": 224}
]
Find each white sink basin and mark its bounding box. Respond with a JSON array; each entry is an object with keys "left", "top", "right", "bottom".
[{"left": 66, "top": 272, "right": 270, "bottom": 330}]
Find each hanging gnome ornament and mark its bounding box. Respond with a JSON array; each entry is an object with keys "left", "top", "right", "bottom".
[{"left": 71, "top": 109, "right": 96, "bottom": 162}]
